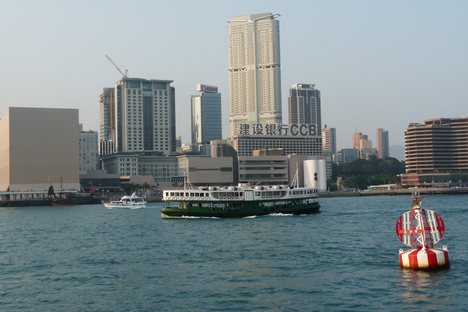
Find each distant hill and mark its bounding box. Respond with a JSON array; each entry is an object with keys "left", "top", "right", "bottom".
[{"left": 390, "top": 145, "right": 405, "bottom": 161}]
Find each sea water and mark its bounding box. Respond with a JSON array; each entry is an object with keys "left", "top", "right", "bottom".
[{"left": 1, "top": 195, "right": 467, "bottom": 311}]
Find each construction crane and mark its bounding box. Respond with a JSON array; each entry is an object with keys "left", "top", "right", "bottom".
[{"left": 105, "top": 54, "right": 128, "bottom": 79}]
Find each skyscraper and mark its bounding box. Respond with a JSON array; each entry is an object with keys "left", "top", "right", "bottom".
[
  {"left": 376, "top": 128, "right": 389, "bottom": 159},
  {"left": 79, "top": 124, "right": 99, "bottom": 175},
  {"left": 352, "top": 131, "right": 362, "bottom": 149},
  {"left": 322, "top": 125, "right": 336, "bottom": 155},
  {"left": 191, "top": 84, "right": 222, "bottom": 144},
  {"left": 227, "top": 13, "right": 282, "bottom": 138},
  {"left": 288, "top": 84, "right": 321, "bottom": 129},
  {"left": 99, "top": 78, "right": 176, "bottom": 155}
]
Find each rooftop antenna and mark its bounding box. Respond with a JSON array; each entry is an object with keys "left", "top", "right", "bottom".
[{"left": 105, "top": 54, "right": 128, "bottom": 79}]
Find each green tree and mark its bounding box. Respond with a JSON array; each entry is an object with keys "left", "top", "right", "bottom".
[{"left": 335, "top": 157, "right": 405, "bottom": 190}]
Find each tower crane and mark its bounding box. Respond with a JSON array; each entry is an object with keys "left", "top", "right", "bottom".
[{"left": 105, "top": 54, "right": 128, "bottom": 79}]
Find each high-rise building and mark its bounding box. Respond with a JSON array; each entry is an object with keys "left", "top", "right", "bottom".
[
  {"left": 322, "top": 125, "right": 336, "bottom": 155},
  {"left": 288, "top": 84, "right": 321, "bottom": 130},
  {"left": 376, "top": 128, "right": 389, "bottom": 159},
  {"left": 227, "top": 13, "right": 282, "bottom": 138},
  {"left": 352, "top": 131, "right": 362, "bottom": 149},
  {"left": 191, "top": 84, "right": 222, "bottom": 144},
  {"left": 99, "top": 87, "right": 114, "bottom": 142},
  {"left": 79, "top": 124, "right": 99, "bottom": 175},
  {"left": 99, "top": 78, "right": 176, "bottom": 155}
]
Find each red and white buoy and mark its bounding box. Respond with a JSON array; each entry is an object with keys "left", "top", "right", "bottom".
[{"left": 395, "top": 192, "right": 450, "bottom": 270}]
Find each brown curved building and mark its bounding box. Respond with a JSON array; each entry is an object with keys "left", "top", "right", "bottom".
[{"left": 401, "top": 117, "right": 468, "bottom": 187}]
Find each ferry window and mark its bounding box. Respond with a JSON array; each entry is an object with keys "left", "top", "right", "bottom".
[
  {"left": 170, "top": 192, "right": 174, "bottom": 196},
  {"left": 190, "top": 193, "right": 194, "bottom": 197}
]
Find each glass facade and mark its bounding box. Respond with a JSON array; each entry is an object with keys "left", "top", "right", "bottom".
[{"left": 191, "top": 87, "right": 222, "bottom": 144}]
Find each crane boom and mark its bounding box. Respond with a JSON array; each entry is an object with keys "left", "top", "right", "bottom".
[{"left": 105, "top": 55, "right": 128, "bottom": 78}]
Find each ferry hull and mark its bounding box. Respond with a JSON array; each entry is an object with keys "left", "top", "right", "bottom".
[{"left": 161, "top": 202, "right": 320, "bottom": 218}]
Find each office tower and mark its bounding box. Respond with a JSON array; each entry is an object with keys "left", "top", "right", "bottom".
[
  {"left": 376, "top": 128, "right": 389, "bottom": 159},
  {"left": 99, "top": 78, "right": 176, "bottom": 155},
  {"left": 352, "top": 131, "right": 362, "bottom": 149},
  {"left": 288, "top": 84, "right": 321, "bottom": 129},
  {"left": 352, "top": 131, "right": 372, "bottom": 149},
  {"left": 79, "top": 124, "right": 99, "bottom": 175},
  {"left": 227, "top": 13, "right": 282, "bottom": 138},
  {"left": 322, "top": 125, "right": 336, "bottom": 155},
  {"left": 191, "top": 84, "right": 222, "bottom": 144},
  {"left": 99, "top": 87, "right": 114, "bottom": 142}
]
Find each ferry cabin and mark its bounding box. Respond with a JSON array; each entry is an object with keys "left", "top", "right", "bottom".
[{"left": 163, "top": 186, "right": 318, "bottom": 210}]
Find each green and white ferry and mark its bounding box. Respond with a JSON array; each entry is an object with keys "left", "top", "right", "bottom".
[{"left": 161, "top": 183, "right": 320, "bottom": 218}]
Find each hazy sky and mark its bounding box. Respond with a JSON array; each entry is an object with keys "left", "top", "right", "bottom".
[{"left": 1, "top": 0, "right": 467, "bottom": 149}]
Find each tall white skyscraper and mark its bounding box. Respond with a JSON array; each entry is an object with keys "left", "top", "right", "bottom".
[
  {"left": 376, "top": 128, "right": 390, "bottom": 159},
  {"left": 191, "top": 84, "right": 222, "bottom": 144},
  {"left": 99, "top": 78, "right": 176, "bottom": 155},
  {"left": 227, "top": 13, "right": 282, "bottom": 138}
]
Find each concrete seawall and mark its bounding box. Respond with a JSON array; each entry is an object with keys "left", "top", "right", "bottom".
[{"left": 320, "top": 187, "right": 468, "bottom": 198}]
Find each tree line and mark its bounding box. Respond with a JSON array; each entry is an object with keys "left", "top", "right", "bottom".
[{"left": 330, "top": 156, "right": 405, "bottom": 190}]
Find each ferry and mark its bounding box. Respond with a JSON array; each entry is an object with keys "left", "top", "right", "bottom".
[{"left": 161, "top": 184, "right": 320, "bottom": 218}]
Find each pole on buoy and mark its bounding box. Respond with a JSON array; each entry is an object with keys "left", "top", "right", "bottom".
[{"left": 395, "top": 191, "right": 450, "bottom": 270}]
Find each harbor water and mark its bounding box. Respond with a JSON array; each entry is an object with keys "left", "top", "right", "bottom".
[{"left": 1, "top": 195, "right": 467, "bottom": 311}]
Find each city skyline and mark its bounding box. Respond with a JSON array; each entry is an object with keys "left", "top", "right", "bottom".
[{"left": 1, "top": 1, "right": 467, "bottom": 150}]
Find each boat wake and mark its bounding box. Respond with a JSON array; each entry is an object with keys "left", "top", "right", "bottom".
[
  {"left": 160, "top": 214, "right": 220, "bottom": 219},
  {"left": 268, "top": 213, "right": 294, "bottom": 217}
]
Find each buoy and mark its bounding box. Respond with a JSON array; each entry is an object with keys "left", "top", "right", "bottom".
[{"left": 395, "top": 192, "right": 450, "bottom": 270}]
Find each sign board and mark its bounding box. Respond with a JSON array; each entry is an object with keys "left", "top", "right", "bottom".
[{"left": 238, "top": 123, "right": 318, "bottom": 136}]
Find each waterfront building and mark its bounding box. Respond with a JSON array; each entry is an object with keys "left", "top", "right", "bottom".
[
  {"left": 210, "top": 139, "right": 239, "bottom": 185},
  {"left": 288, "top": 84, "right": 321, "bottom": 130},
  {"left": 79, "top": 125, "right": 99, "bottom": 175},
  {"left": 99, "top": 78, "right": 175, "bottom": 155},
  {"left": 322, "top": 125, "right": 336, "bottom": 156},
  {"left": 177, "top": 155, "right": 234, "bottom": 186},
  {"left": 376, "top": 128, "right": 389, "bottom": 159},
  {"left": 231, "top": 120, "right": 322, "bottom": 157},
  {"left": 227, "top": 13, "right": 282, "bottom": 138},
  {"left": 101, "top": 152, "right": 178, "bottom": 183},
  {"left": 0, "top": 107, "right": 80, "bottom": 192},
  {"left": 401, "top": 117, "right": 468, "bottom": 187},
  {"left": 191, "top": 84, "right": 222, "bottom": 144},
  {"left": 238, "top": 154, "right": 288, "bottom": 185},
  {"left": 232, "top": 134, "right": 322, "bottom": 157}
]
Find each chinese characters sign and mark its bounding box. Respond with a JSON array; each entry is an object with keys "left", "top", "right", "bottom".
[{"left": 238, "top": 123, "right": 318, "bottom": 136}]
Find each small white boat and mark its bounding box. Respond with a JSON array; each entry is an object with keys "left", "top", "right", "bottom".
[{"left": 103, "top": 193, "right": 147, "bottom": 209}]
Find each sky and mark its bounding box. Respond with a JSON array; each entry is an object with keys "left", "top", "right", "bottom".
[{"left": 1, "top": 0, "right": 467, "bottom": 151}]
